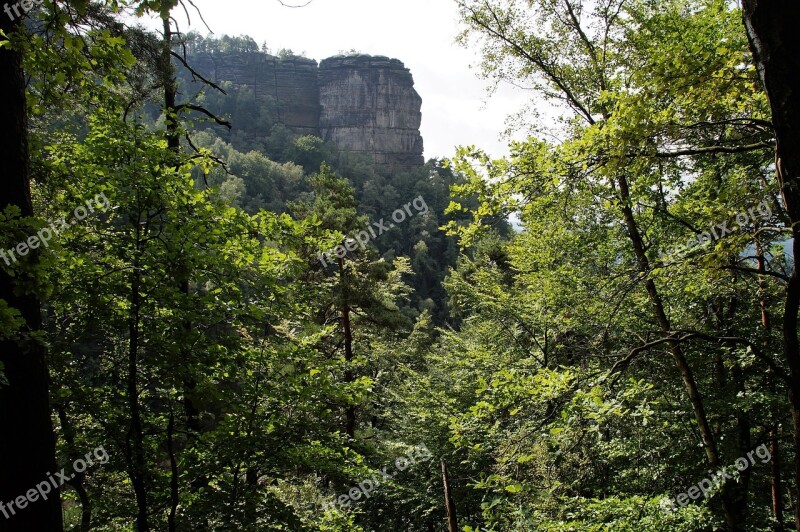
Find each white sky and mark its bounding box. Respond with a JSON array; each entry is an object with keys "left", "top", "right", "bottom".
[{"left": 139, "top": 0, "right": 531, "bottom": 160}]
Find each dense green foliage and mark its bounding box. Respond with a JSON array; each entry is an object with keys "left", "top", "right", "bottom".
[{"left": 0, "top": 0, "right": 796, "bottom": 530}]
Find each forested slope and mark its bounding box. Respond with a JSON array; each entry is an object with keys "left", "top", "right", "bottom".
[{"left": 0, "top": 1, "right": 798, "bottom": 531}]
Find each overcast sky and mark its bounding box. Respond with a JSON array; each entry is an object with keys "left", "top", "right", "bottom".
[{"left": 139, "top": 0, "right": 531, "bottom": 160}]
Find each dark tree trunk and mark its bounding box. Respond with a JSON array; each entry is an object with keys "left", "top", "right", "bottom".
[
  {"left": 338, "top": 257, "right": 356, "bottom": 439},
  {"left": 127, "top": 243, "right": 149, "bottom": 531},
  {"left": 58, "top": 405, "right": 92, "bottom": 531},
  {"left": 741, "top": 2, "right": 800, "bottom": 529},
  {"left": 441, "top": 458, "right": 458, "bottom": 532},
  {"left": 770, "top": 423, "right": 784, "bottom": 531},
  {"left": 161, "top": 18, "right": 195, "bottom": 521},
  {"left": 167, "top": 410, "right": 179, "bottom": 532},
  {"left": 0, "top": 14, "right": 63, "bottom": 532},
  {"left": 732, "top": 365, "right": 752, "bottom": 527},
  {"left": 758, "top": 242, "right": 784, "bottom": 530}
]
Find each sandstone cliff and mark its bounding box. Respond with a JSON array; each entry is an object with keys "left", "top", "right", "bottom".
[
  {"left": 186, "top": 51, "right": 424, "bottom": 168},
  {"left": 319, "top": 55, "right": 424, "bottom": 167}
]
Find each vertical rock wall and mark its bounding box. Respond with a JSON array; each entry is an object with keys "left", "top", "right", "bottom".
[
  {"left": 187, "top": 52, "right": 425, "bottom": 168},
  {"left": 187, "top": 52, "right": 321, "bottom": 137},
  {"left": 318, "top": 55, "right": 424, "bottom": 167},
  {"left": 270, "top": 56, "right": 321, "bottom": 137}
]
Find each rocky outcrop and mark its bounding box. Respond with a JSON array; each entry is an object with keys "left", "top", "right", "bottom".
[
  {"left": 186, "top": 52, "right": 424, "bottom": 168},
  {"left": 318, "top": 55, "right": 424, "bottom": 167},
  {"left": 187, "top": 53, "right": 321, "bottom": 137},
  {"left": 270, "top": 56, "right": 321, "bottom": 137}
]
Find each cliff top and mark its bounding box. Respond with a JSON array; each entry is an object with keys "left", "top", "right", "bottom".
[{"left": 319, "top": 54, "right": 408, "bottom": 71}]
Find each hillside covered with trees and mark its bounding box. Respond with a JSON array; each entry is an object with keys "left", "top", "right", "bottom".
[{"left": 1, "top": 0, "right": 800, "bottom": 531}]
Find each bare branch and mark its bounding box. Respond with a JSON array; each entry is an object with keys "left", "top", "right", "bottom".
[
  {"left": 170, "top": 51, "right": 227, "bottom": 95},
  {"left": 177, "top": 103, "right": 232, "bottom": 129},
  {"left": 608, "top": 331, "right": 789, "bottom": 386},
  {"left": 181, "top": 0, "right": 214, "bottom": 33},
  {"left": 609, "top": 336, "right": 675, "bottom": 384},
  {"left": 644, "top": 202, "right": 702, "bottom": 234}
]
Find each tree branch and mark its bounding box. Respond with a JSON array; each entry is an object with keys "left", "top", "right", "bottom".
[
  {"left": 609, "top": 331, "right": 789, "bottom": 385},
  {"left": 463, "top": 1, "right": 596, "bottom": 125},
  {"left": 649, "top": 142, "right": 773, "bottom": 158},
  {"left": 177, "top": 103, "right": 232, "bottom": 129},
  {"left": 719, "top": 264, "right": 790, "bottom": 282},
  {"left": 170, "top": 51, "right": 227, "bottom": 95},
  {"left": 675, "top": 117, "right": 773, "bottom": 131}
]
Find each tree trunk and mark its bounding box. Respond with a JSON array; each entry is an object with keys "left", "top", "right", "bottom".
[
  {"left": 759, "top": 242, "right": 784, "bottom": 530},
  {"left": 167, "top": 410, "right": 179, "bottom": 532},
  {"left": 441, "top": 458, "right": 458, "bottom": 532},
  {"left": 616, "top": 174, "right": 739, "bottom": 528},
  {"left": 58, "top": 405, "right": 92, "bottom": 531},
  {"left": 771, "top": 423, "right": 784, "bottom": 531},
  {"left": 0, "top": 14, "right": 63, "bottom": 532},
  {"left": 338, "top": 257, "right": 356, "bottom": 439},
  {"left": 741, "top": 1, "right": 800, "bottom": 528},
  {"left": 127, "top": 243, "right": 149, "bottom": 531},
  {"left": 732, "top": 364, "right": 752, "bottom": 527}
]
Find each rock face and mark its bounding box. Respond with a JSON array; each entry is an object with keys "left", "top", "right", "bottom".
[
  {"left": 318, "top": 55, "right": 424, "bottom": 167},
  {"left": 269, "top": 56, "right": 322, "bottom": 137},
  {"left": 187, "top": 53, "right": 321, "bottom": 137},
  {"left": 187, "top": 52, "right": 424, "bottom": 168}
]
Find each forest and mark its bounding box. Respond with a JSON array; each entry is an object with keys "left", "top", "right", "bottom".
[{"left": 1, "top": 0, "right": 799, "bottom": 530}]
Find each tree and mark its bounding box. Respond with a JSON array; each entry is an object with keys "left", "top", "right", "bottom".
[
  {"left": 450, "top": 0, "right": 780, "bottom": 528},
  {"left": 291, "top": 165, "right": 413, "bottom": 440},
  {"left": 742, "top": 1, "right": 800, "bottom": 529},
  {"left": 0, "top": 9, "right": 62, "bottom": 531}
]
